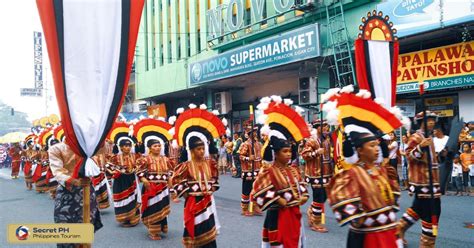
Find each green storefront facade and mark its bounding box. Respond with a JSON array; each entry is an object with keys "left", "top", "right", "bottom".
[{"left": 134, "top": 0, "right": 474, "bottom": 128}]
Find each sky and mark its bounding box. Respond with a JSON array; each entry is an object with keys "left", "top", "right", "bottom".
[{"left": 0, "top": 0, "right": 59, "bottom": 122}]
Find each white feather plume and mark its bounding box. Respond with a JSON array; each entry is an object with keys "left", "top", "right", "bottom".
[
  {"left": 294, "top": 106, "right": 305, "bottom": 115},
  {"left": 256, "top": 102, "right": 269, "bottom": 111},
  {"left": 283, "top": 99, "right": 293, "bottom": 106},
  {"left": 321, "top": 88, "right": 340, "bottom": 103},
  {"left": 270, "top": 95, "right": 282, "bottom": 104},
  {"left": 260, "top": 125, "right": 271, "bottom": 135},
  {"left": 326, "top": 109, "right": 340, "bottom": 126},
  {"left": 177, "top": 108, "right": 185, "bottom": 114},
  {"left": 340, "top": 84, "right": 355, "bottom": 94},
  {"left": 139, "top": 115, "right": 146, "bottom": 120},
  {"left": 222, "top": 118, "right": 228, "bottom": 127},
  {"left": 200, "top": 104, "right": 207, "bottom": 110},
  {"left": 257, "top": 114, "right": 268, "bottom": 125},
  {"left": 212, "top": 110, "right": 220, "bottom": 115},
  {"left": 168, "top": 116, "right": 177, "bottom": 125},
  {"left": 128, "top": 125, "right": 134, "bottom": 136},
  {"left": 189, "top": 103, "right": 197, "bottom": 109},
  {"left": 226, "top": 128, "right": 231, "bottom": 137},
  {"left": 148, "top": 115, "right": 154, "bottom": 119},
  {"left": 157, "top": 117, "right": 165, "bottom": 122},
  {"left": 260, "top": 96, "right": 271, "bottom": 104},
  {"left": 169, "top": 127, "right": 175, "bottom": 136},
  {"left": 374, "top": 98, "right": 386, "bottom": 107},
  {"left": 356, "top": 89, "right": 371, "bottom": 99}
]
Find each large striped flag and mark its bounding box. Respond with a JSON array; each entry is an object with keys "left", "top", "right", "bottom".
[
  {"left": 355, "top": 11, "right": 399, "bottom": 107},
  {"left": 36, "top": 0, "right": 145, "bottom": 177}
]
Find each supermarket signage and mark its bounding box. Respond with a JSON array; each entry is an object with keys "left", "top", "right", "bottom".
[
  {"left": 396, "top": 41, "right": 474, "bottom": 94},
  {"left": 189, "top": 23, "right": 320, "bottom": 86},
  {"left": 207, "top": 0, "right": 299, "bottom": 41}
]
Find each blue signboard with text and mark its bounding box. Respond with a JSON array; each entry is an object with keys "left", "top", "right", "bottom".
[{"left": 189, "top": 23, "right": 321, "bottom": 86}]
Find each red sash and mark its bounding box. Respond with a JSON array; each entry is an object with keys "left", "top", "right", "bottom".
[
  {"left": 184, "top": 195, "right": 211, "bottom": 239},
  {"left": 32, "top": 164, "right": 43, "bottom": 182},
  {"left": 277, "top": 206, "right": 302, "bottom": 248},
  {"left": 364, "top": 228, "right": 397, "bottom": 248},
  {"left": 141, "top": 183, "right": 166, "bottom": 212},
  {"left": 23, "top": 161, "right": 32, "bottom": 175}
]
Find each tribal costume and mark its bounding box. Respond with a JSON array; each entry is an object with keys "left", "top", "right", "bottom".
[
  {"left": 322, "top": 86, "right": 409, "bottom": 248},
  {"left": 49, "top": 142, "right": 103, "bottom": 248},
  {"left": 300, "top": 123, "right": 333, "bottom": 231},
  {"left": 398, "top": 112, "right": 441, "bottom": 247},
  {"left": 21, "top": 134, "right": 38, "bottom": 190},
  {"left": 91, "top": 149, "right": 111, "bottom": 210},
  {"left": 169, "top": 104, "right": 227, "bottom": 248},
  {"left": 9, "top": 145, "right": 21, "bottom": 178},
  {"left": 134, "top": 117, "right": 174, "bottom": 239},
  {"left": 253, "top": 95, "right": 311, "bottom": 248},
  {"left": 239, "top": 129, "right": 263, "bottom": 215},
  {"left": 107, "top": 122, "right": 141, "bottom": 227},
  {"left": 33, "top": 150, "right": 50, "bottom": 193}
]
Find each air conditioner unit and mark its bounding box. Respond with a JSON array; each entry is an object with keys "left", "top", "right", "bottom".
[
  {"left": 214, "top": 91, "right": 232, "bottom": 114},
  {"left": 298, "top": 76, "right": 317, "bottom": 105}
]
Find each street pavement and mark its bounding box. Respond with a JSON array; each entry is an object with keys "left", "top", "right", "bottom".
[{"left": 0, "top": 168, "right": 473, "bottom": 248}]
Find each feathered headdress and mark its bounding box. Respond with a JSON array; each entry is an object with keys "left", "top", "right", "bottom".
[
  {"left": 171, "top": 104, "right": 227, "bottom": 161},
  {"left": 53, "top": 125, "right": 65, "bottom": 143},
  {"left": 322, "top": 85, "right": 410, "bottom": 164},
  {"left": 24, "top": 134, "right": 37, "bottom": 147},
  {"left": 133, "top": 118, "right": 173, "bottom": 156},
  {"left": 257, "top": 96, "right": 311, "bottom": 162},
  {"left": 38, "top": 128, "right": 58, "bottom": 150},
  {"left": 106, "top": 122, "right": 136, "bottom": 154}
]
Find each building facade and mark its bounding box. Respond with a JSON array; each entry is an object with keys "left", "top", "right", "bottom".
[{"left": 135, "top": 0, "right": 474, "bottom": 133}]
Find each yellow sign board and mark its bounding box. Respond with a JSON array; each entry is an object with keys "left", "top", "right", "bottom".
[
  {"left": 397, "top": 41, "right": 474, "bottom": 84},
  {"left": 425, "top": 96, "right": 454, "bottom": 106},
  {"left": 7, "top": 223, "right": 94, "bottom": 244}
]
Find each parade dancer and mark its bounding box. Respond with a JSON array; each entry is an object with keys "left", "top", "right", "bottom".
[
  {"left": 170, "top": 104, "right": 227, "bottom": 248},
  {"left": 301, "top": 120, "right": 333, "bottom": 233},
  {"left": 239, "top": 125, "right": 263, "bottom": 216},
  {"left": 9, "top": 143, "right": 22, "bottom": 179},
  {"left": 33, "top": 129, "right": 56, "bottom": 194},
  {"left": 49, "top": 140, "right": 103, "bottom": 248},
  {"left": 322, "top": 86, "right": 407, "bottom": 248},
  {"left": 252, "top": 95, "right": 310, "bottom": 248},
  {"left": 107, "top": 122, "right": 141, "bottom": 227},
  {"left": 21, "top": 134, "right": 38, "bottom": 190},
  {"left": 134, "top": 118, "right": 174, "bottom": 240},
  {"left": 91, "top": 147, "right": 112, "bottom": 210},
  {"left": 398, "top": 111, "right": 442, "bottom": 247}
]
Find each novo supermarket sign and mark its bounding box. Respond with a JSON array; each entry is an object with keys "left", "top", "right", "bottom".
[
  {"left": 397, "top": 41, "right": 474, "bottom": 94},
  {"left": 189, "top": 23, "right": 320, "bottom": 86}
]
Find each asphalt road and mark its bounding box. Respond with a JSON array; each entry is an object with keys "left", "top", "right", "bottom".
[{"left": 0, "top": 168, "right": 473, "bottom": 247}]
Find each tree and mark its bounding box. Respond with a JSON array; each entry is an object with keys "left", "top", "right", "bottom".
[{"left": 0, "top": 101, "right": 31, "bottom": 136}]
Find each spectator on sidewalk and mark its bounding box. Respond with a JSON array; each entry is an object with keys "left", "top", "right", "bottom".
[
  {"left": 451, "top": 155, "right": 463, "bottom": 196},
  {"left": 460, "top": 143, "right": 473, "bottom": 195}
]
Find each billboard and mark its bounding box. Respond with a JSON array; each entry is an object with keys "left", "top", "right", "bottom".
[
  {"left": 377, "top": 0, "right": 474, "bottom": 37},
  {"left": 396, "top": 41, "right": 474, "bottom": 94},
  {"left": 34, "top": 31, "right": 43, "bottom": 89}
]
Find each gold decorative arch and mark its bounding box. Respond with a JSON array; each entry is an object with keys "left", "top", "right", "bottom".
[{"left": 358, "top": 10, "right": 397, "bottom": 41}]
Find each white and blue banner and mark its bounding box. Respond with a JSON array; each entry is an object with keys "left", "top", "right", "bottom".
[{"left": 189, "top": 23, "right": 321, "bottom": 86}]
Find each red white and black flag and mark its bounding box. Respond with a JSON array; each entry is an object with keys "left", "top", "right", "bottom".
[
  {"left": 355, "top": 11, "right": 399, "bottom": 107},
  {"left": 36, "top": 0, "right": 144, "bottom": 177}
]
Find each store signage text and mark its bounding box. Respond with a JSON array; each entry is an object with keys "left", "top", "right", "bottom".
[
  {"left": 397, "top": 41, "right": 474, "bottom": 94},
  {"left": 189, "top": 24, "right": 320, "bottom": 85},
  {"left": 207, "top": 0, "right": 298, "bottom": 41}
]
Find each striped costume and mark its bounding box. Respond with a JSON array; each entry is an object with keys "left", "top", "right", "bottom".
[
  {"left": 398, "top": 130, "right": 441, "bottom": 246},
  {"left": 137, "top": 155, "right": 173, "bottom": 238},
  {"left": 22, "top": 149, "right": 37, "bottom": 188},
  {"left": 33, "top": 151, "right": 50, "bottom": 193},
  {"left": 301, "top": 136, "right": 333, "bottom": 228},
  {"left": 172, "top": 159, "right": 219, "bottom": 247},
  {"left": 92, "top": 152, "right": 111, "bottom": 210},
  {"left": 108, "top": 153, "right": 141, "bottom": 227},
  {"left": 328, "top": 163, "right": 401, "bottom": 248},
  {"left": 252, "top": 164, "right": 309, "bottom": 247},
  {"left": 239, "top": 138, "right": 262, "bottom": 213}
]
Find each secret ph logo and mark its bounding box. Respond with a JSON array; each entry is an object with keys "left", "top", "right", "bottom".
[{"left": 15, "top": 226, "right": 29, "bottom": 240}]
